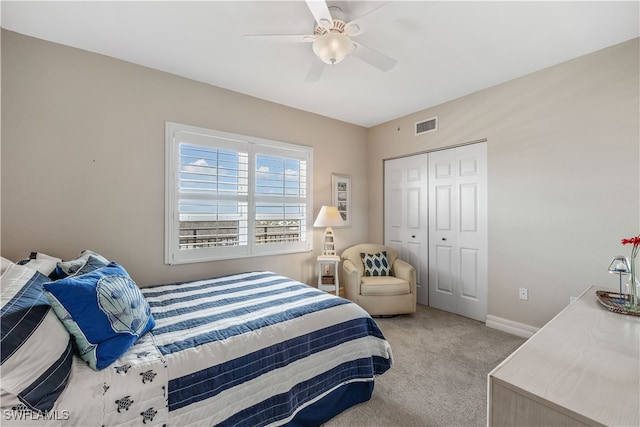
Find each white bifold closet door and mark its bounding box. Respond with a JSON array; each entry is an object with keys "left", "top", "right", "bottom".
[
  {"left": 428, "top": 142, "right": 487, "bottom": 322},
  {"left": 384, "top": 154, "right": 429, "bottom": 306}
]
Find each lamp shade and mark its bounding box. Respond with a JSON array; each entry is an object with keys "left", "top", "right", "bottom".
[
  {"left": 608, "top": 256, "right": 631, "bottom": 273},
  {"left": 312, "top": 33, "right": 355, "bottom": 65},
  {"left": 313, "top": 206, "right": 345, "bottom": 228}
]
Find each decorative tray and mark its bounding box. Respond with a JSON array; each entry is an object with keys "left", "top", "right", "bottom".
[{"left": 596, "top": 290, "right": 640, "bottom": 317}]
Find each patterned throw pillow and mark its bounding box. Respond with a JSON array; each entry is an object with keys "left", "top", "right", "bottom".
[
  {"left": 0, "top": 264, "right": 74, "bottom": 412},
  {"left": 55, "top": 250, "right": 109, "bottom": 278},
  {"left": 360, "top": 251, "right": 391, "bottom": 276},
  {"left": 43, "top": 262, "right": 155, "bottom": 370}
]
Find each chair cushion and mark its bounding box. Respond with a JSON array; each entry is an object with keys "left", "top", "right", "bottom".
[{"left": 361, "top": 276, "right": 410, "bottom": 296}]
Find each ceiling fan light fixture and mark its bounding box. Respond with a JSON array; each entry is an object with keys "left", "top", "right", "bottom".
[{"left": 312, "top": 32, "right": 355, "bottom": 65}]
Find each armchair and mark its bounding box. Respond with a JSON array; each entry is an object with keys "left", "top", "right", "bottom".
[{"left": 341, "top": 243, "right": 417, "bottom": 316}]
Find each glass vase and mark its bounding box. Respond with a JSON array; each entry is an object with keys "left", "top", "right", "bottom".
[{"left": 626, "top": 255, "right": 639, "bottom": 310}]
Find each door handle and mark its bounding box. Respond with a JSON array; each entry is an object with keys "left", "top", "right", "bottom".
[
  {"left": 411, "top": 235, "right": 416, "bottom": 238},
  {"left": 442, "top": 238, "right": 447, "bottom": 241}
]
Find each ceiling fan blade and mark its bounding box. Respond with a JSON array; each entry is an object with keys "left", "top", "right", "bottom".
[
  {"left": 304, "top": 57, "right": 325, "bottom": 83},
  {"left": 344, "top": 1, "right": 396, "bottom": 36},
  {"left": 352, "top": 41, "right": 397, "bottom": 72},
  {"left": 244, "top": 34, "right": 314, "bottom": 43},
  {"left": 305, "top": 0, "right": 333, "bottom": 31}
]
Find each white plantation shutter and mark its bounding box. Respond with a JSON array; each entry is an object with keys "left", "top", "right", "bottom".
[
  {"left": 253, "top": 151, "right": 308, "bottom": 256},
  {"left": 165, "top": 123, "right": 313, "bottom": 264},
  {"left": 178, "top": 143, "right": 249, "bottom": 250}
]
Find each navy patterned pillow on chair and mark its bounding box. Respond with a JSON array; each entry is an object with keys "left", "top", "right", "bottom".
[{"left": 360, "top": 251, "right": 390, "bottom": 276}]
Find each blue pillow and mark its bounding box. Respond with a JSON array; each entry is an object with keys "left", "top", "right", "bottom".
[
  {"left": 43, "top": 262, "right": 155, "bottom": 371},
  {"left": 1, "top": 264, "right": 73, "bottom": 412},
  {"left": 360, "top": 251, "right": 391, "bottom": 276}
]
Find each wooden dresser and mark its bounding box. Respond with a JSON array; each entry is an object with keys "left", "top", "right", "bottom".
[{"left": 488, "top": 286, "right": 640, "bottom": 426}]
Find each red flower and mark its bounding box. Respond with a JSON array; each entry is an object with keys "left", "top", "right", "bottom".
[
  {"left": 622, "top": 236, "right": 640, "bottom": 246},
  {"left": 622, "top": 235, "right": 640, "bottom": 258}
]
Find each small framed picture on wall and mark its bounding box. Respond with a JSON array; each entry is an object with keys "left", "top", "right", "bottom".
[{"left": 331, "top": 173, "right": 351, "bottom": 227}]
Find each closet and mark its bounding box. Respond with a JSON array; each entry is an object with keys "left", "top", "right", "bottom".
[{"left": 384, "top": 142, "right": 487, "bottom": 321}]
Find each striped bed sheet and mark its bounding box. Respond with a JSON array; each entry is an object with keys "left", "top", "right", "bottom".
[{"left": 141, "top": 270, "right": 393, "bottom": 426}]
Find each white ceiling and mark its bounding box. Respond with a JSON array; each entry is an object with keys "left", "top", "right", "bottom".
[{"left": 2, "top": 1, "right": 639, "bottom": 128}]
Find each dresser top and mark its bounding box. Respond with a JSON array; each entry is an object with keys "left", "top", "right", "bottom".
[{"left": 490, "top": 286, "right": 640, "bottom": 425}]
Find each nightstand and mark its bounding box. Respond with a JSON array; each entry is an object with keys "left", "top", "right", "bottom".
[{"left": 317, "top": 255, "right": 340, "bottom": 295}]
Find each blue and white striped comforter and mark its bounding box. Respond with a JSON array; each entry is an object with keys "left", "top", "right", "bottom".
[{"left": 141, "top": 271, "right": 393, "bottom": 426}]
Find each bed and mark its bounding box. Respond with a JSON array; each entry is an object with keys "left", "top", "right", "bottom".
[{"left": 1, "top": 252, "right": 392, "bottom": 426}]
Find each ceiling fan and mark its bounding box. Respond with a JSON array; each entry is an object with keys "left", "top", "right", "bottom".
[{"left": 246, "top": 0, "right": 397, "bottom": 82}]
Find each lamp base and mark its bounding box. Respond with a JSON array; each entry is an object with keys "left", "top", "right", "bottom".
[
  {"left": 613, "top": 275, "right": 626, "bottom": 304},
  {"left": 322, "top": 227, "right": 336, "bottom": 256}
]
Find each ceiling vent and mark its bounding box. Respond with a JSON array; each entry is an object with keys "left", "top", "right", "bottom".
[{"left": 415, "top": 117, "right": 438, "bottom": 135}]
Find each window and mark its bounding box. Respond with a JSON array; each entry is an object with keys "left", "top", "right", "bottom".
[{"left": 165, "top": 122, "right": 313, "bottom": 264}]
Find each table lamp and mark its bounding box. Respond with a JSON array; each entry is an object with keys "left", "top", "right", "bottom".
[
  {"left": 313, "top": 206, "right": 345, "bottom": 256},
  {"left": 608, "top": 255, "right": 631, "bottom": 303}
]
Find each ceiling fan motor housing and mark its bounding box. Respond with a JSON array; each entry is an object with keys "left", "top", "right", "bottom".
[
  {"left": 313, "top": 19, "right": 347, "bottom": 36},
  {"left": 312, "top": 19, "right": 355, "bottom": 65}
]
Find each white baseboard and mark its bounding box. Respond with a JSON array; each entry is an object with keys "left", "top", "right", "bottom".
[{"left": 486, "top": 315, "right": 539, "bottom": 339}]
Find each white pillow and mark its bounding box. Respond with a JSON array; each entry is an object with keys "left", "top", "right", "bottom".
[
  {"left": 1, "top": 256, "right": 14, "bottom": 276},
  {"left": 18, "top": 252, "right": 62, "bottom": 276}
]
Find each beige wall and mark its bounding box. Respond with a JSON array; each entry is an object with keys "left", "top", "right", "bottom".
[
  {"left": 2, "top": 30, "right": 639, "bottom": 328},
  {"left": 1, "top": 30, "right": 369, "bottom": 286},
  {"left": 367, "top": 38, "right": 640, "bottom": 327}
]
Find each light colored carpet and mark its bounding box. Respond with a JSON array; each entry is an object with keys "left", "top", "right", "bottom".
[{"left": 324, "top": 304, "right": 526, "bottom": 427}]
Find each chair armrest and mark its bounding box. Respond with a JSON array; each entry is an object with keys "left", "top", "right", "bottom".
[
  {"left": 392, "top": 259, "right": 416, "bottom": 294},
  {"left": 342, "top": 259, "right": 361, "bottom": 301}
]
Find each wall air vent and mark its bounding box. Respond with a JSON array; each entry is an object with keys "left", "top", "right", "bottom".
[{"left": 415, "top": 116, "right": 438, "bottom": 136}]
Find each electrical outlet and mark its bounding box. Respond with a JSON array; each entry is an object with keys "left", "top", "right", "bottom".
[{"left": 519, "top": 288, "right": 528, "bottom": 301}]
